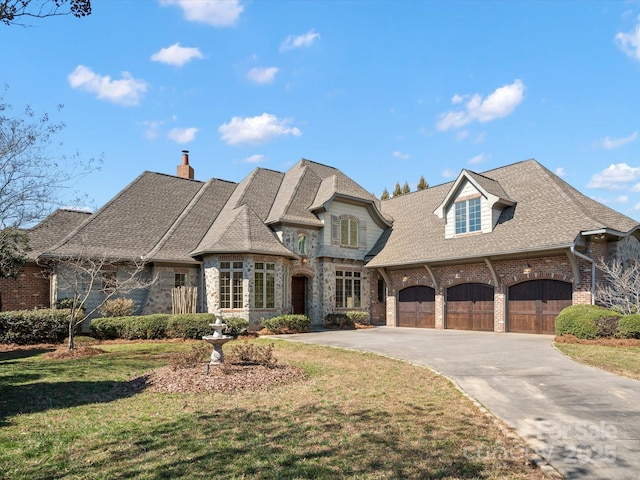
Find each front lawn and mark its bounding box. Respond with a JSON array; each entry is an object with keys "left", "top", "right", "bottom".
[
  {"left": 554, "top": 341, "right": 640, "bottom": 381},
  {"left": 0, "top": 339, "right": 546, "bottom": 479}
]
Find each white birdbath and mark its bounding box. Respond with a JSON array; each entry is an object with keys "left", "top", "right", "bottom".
[{"left": 202, "top": 311, "right": 232, "bottom": 364}]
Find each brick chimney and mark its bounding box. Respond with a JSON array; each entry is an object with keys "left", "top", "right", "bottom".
[{"left": 177, "top": 150, "right": 194, "bottom": 179}]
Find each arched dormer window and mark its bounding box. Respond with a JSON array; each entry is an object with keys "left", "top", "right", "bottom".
[{"left": 297, "top": 234, "right": 308, "bottom": 256}]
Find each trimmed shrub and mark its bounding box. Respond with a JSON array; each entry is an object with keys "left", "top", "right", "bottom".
[
  {"left": 100, "top": 298, "right": 137, "bottom": 318},
  {"left": 261, "top": 315, "right": 310, "bottom": 334},
  {"left": 617, "top": 314, "right": 640, "bottom": 339},
  {"left": 120, "top": 314, "right": 170, "bottom": 340},
  {"left": 166, "top": 313, "right": 216, "bottom": 339},
  {"left": 225, "top": 341, "right": 277, "bottom": 367},
  {"left": 324, "top": 313, "right": 354, "bottom": 329},
  {"left": 0, "top": 309, "right": 71, "bottom": 345},
  {"left": 55, "top": 298, "right": 76, "bottom": 310},
  {"left": 90, "top": 317, "right": 128, "bottom": 340},
  {"left": 223, "top": 317, "right": 249, "bottom": 338},
  {"left": 346, "top": 311, "right": 370, "bottom": 325},
  {"left": 555, "top": 305, "right": 621, "bottom": 339}
]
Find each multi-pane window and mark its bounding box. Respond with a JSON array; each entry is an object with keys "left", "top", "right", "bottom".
[
  {"left": 341, "top": 218, "right": 358, "bottom": 247},
  {"left": 336, "top": 271, "right": 361, "bottom": 308},
  {"left": 455, "top": 198, "right": 481, "bottom": 234},
  {"left": 174, "top": 273, "right": 186, "bottom": 288},
  {"left": 297, "top": 234, "right": 307, "bottom": 256},
  {"left": 220, "top": 261, "right": 243, "bottom": 309},
  {"left": 254, "top": 262, "right": 275, "bottom": 309},
  {"left": 101, "top": 271, "right": 117, "bottom": 293}
]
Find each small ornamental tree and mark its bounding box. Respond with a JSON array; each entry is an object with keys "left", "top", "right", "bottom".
[{"left": 40, "top": 253, "right": 157, "bottom": 350}]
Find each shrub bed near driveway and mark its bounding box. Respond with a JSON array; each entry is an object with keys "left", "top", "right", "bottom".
[
  {"left": 554, "top": 304, "right": 640, "bottom": 340},
  {"left": 261, "top": 315, "right": 310, "bottom": 334}
]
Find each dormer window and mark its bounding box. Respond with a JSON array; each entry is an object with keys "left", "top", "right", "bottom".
[
  {"left": 341, "top": 218, "right": 358, "bottom": 247},
  {"left": 455, "top": 197, "right": 481, "bottom": 235}
]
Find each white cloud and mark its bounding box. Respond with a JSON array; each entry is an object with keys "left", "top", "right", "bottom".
[
  {"left": 436, "top": 80, "right": 525, "bottom": 131},
  {"left": 455, "top": 130, "right": 469, "bottom": 141},
  {"left": 392, "top": 151, "right": 410, "bottom": 160},
  {"left": 160, "top": 0, "right": 243, "bottom": 27},
  {"left": 442, "top": 168, "right": 457, "bottom": 179},
  {"left": 280, "top": 29, "right": 320, "bottom": 51},
  {"left": 615, "top": 15, "right": 640, "bottom": 62},
  {"left": 555, "top": 167, "right": 566, "bottom": 177},
  {"left": 244, "top": 154, "right": 264, "bottom": 164},
  {"left": 142, "top": 120, "right": 164, "bottom": 139},
  {"left": 168, "top": 127, "right": 199, "bottom": 143},
  {"left": 468, "top": 154, "right": 486, "bottom": 165},
  {"left": 151, "top": 43, "right": 204, "bottom": 67},
  {"left": 587, "top": 163, "right": 640, "bottom": 190},
  {"left": 617, "top": 195, "right": 629, "bottom": 203},
  {"left": 596, "top": 131, "right": 638, "bottom": 150},
  {"left": 218, "top": 113, "right": 302, "bottom": 146},
  {"left": 68, "top": 65, "right": 147, "bottom": 106},
  {"left": 247, "top": 67, "right": 279, "bottom": 84}
]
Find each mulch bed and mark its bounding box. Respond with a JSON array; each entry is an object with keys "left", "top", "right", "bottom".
[
  {"left": 554, "top": 335, "right": 640, "bottom": 347},
  {"left": 141, "top": 363, "right": 307, "bottom": 394}
]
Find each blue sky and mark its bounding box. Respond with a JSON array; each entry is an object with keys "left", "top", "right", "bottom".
[{"left": 2, "top": 0, "right": 640, "bottom": 220}]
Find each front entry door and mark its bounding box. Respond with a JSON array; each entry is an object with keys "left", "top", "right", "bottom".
[{"left": 291, "top": 276, "right": 306, "bottom": 314}]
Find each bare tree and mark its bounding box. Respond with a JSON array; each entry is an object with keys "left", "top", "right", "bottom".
[
  {"left": 0, "top": 88, "right": 97, "bottom": 277},
  {"left": 594, "top": 258, "right": 640, "bottom": 315},
  {"left": 1, "top": 0, "right": 91, "bottom": 26},
  {"left": 40, "top": 253, "right": 157, "bottom": 350}
]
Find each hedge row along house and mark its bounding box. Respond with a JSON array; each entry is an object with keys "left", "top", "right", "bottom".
[{"left": 4, "top": 153, "right": 640, "bottom": 334}]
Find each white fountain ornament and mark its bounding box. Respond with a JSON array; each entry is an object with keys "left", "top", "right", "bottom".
[{"left": 202, "top": 310, "right": 233, "bottom": 364}]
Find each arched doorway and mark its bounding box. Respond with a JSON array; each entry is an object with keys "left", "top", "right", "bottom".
[
  {"left": 508, "top": 280, "right": 572, "bottom": 334},
  {"left": 446, "top": 283, "right": 494, "bottom": 331},
  {"left": 291, "top": 276, "right": 307, "bottom": 314},
  {"left": 398, "top": 285, "right": 435, "bottom": 328}
]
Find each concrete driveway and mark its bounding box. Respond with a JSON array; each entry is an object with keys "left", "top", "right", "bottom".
[{"left": 278, "top": 327, "right": 640, "bottom": 480}]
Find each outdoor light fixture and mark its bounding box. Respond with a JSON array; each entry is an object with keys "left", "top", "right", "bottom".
[
  {"left": 454, "top": 270, "right": 462, "bottom": 279},
  {"left": 523, "top": 263, "right": 532, "bottom": 274},
  {"left": 402, "top": 274, "right": 409, "bottom": 283},
  {"left": 300, "top": 257, "right": 308, "bottom": 265}
]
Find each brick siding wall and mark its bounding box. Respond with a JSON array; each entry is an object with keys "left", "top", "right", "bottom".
[{"left": 0, "top": 265, "right": 51, "bottom": 311}]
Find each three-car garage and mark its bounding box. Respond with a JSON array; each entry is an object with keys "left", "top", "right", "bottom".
[{"left": 396, "top": 279, "right": 573, "bottom": 334}]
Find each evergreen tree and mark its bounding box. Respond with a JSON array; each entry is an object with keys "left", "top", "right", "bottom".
[
  {"left": 402, "top": 181, "right": 410, "bottom": 194},
  {"left": 380, "top": 188, "right": 390, "bottom": 200},
  {"left": 417, "top": 175, "right": 429, "bottom": 190},
  {"left": 392, "top": 182, "right": 402, "bottom": 197}
]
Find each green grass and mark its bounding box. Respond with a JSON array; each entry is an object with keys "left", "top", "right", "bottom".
[
  {"left": 0, "top": 339, "right": 545, "bottom": 479},
  {"left": 554, "top": 343, "right": 640, "bottom": 381}
]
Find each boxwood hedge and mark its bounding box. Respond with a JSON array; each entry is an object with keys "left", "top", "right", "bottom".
[
  {"left": 0, "top": 309, "right": 71, "bottom": 345},
  {"left": 555, "top": 305, "right": 622, "bottom": 339}
]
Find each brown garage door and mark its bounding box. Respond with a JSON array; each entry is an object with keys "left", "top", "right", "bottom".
[
  {"left": 446, "top": 283, "right": 494, "bottom": 331},
  {"left": 508, "top": 280, "right": 572, "bottom": 334},
  {"left": 398, "top": 286, "right": 435, "bottom": 328}
]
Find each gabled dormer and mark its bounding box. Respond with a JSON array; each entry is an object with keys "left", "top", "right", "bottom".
[{"left": 434, "top": 169, "right": 515, "bottom": 239}]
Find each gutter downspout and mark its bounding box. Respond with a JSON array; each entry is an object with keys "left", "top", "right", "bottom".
[{"left": 570, "top": 245, "right": 595, "bottom": 305}]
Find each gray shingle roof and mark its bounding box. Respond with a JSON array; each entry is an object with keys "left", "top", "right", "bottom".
[
  {"left": 146, "top": 178, "right": 237, "bottom": 263},
  {"left": 191, "top": 204, "right": 298, "bottom": 258},
  {"left": 27, "top": 209, "right": 92, "bottom": 260},
  {"left": 44, "top": 172, "right": 205, "bottom": 260},
  {"left": 266, "top": 161, "right": 324, "bottom": 226},
  {"left": 367, "top": 159, "right": 639, "bottom": 267}
]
